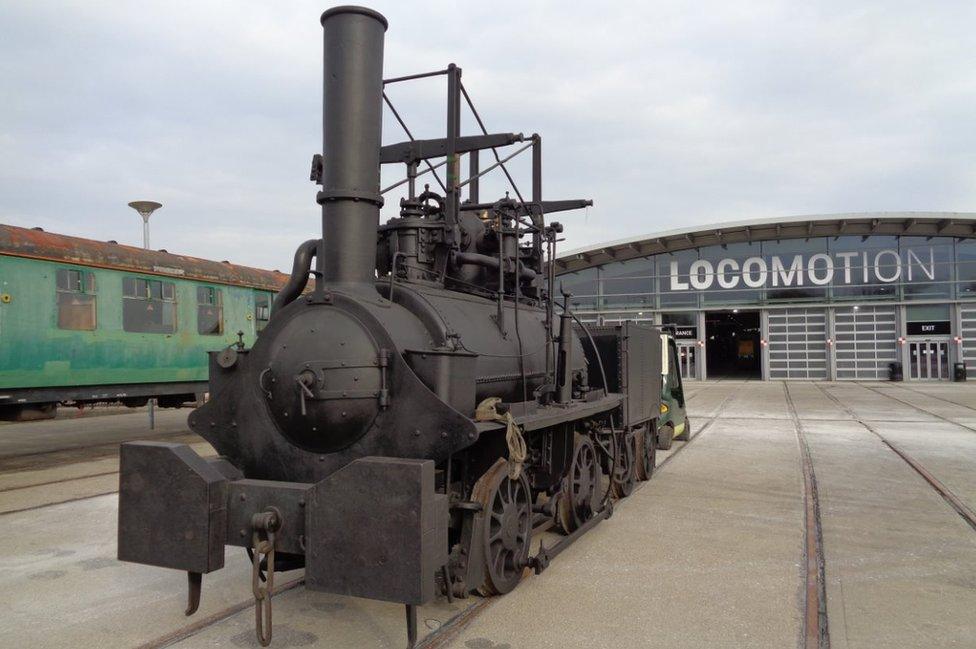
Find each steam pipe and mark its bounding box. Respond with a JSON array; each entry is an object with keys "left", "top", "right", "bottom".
[
  {"left": 453, "top": 251, "right": 537, "bottom": 281},
  {"left": 272, "top": 239, "right": 320, "bottom": 313},
  {"left": 318, "top": 6, "right": 388, "bottom": 284}
]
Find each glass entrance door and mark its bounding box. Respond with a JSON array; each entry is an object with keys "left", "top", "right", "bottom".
[
  {"left": 908, "top": 341, "right": 950, "bottom": 380},
  {"left": 677, "top": 343, "right": 697, "bottom": 380}
]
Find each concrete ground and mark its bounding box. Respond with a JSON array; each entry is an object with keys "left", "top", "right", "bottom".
[{"left": 2, "top": 381, "right": 975, "bottom": 648}]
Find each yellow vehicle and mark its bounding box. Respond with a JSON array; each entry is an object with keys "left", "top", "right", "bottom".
[{"left": 657, "top": 331, "right": 691, "bottom": 450}]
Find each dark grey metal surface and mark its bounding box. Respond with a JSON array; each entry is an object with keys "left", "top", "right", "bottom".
[
  {"left": 579, "top": 322, "right": 662, "bottom": 429},
  {"left": 318, "top": 7, "right": 387, "bottom": 284},
  {"left": 226, "top": 480, "right": 311, "bottom": 555},
  {"left": 116, "top": 6, "right": 659, "bottom": 644},
  {"left": 306, "top": 457, "right": 447, "bottom": 604},
  {"left": 118, "top": 442, "right": 227, "bottom": 574}
]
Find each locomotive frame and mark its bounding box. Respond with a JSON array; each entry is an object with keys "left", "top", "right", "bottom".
[{"left": 117, "top": 6, "right": 662, "bottom": 647}]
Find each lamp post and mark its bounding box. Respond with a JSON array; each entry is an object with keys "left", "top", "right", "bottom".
[
  {"left": 128, "top": 201, "right": 162, "bottom": 249},
  {"left": 127, "top": 200, "right": 163, "bottom": 429}
]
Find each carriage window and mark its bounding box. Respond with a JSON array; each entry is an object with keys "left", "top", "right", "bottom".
[
  {"left": 56, "top": 268, "right": 96, "bottom": 330},
  {"left": 254, "top": 292, "right": 271, "bottom": 332},
  {"left": 122, "top": 276, "right": 177, "bottom": 334},
  {"left": 197, "top": 286, "right": 223, "bottom": 335}
]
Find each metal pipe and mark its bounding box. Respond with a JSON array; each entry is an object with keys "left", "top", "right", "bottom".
[
  {"left": 383, "top": 68, "right": 449, "bottom": 85},
  {"left": 272, "top": 239, "right": 320, "bottom": 312},
  {"left": 318, "top": 7, "right": 388, "bottom": 284},
  {"left": 453, "top": 251, "right": 537, "bottom": 280},
  {"left": 381, "top": 159, "right": 447, "bottom": 194},
  {"left": 456, "top": 141, "right": 534, "bottom": 189}
]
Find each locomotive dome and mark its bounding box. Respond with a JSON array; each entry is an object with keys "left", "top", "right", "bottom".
[{"left": 555, "top": 212, "right": 976, "bottom": 382}]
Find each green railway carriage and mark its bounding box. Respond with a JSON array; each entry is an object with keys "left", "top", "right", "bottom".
[{"left": 0, "top": 223, "right": 286, "bottom": 420}]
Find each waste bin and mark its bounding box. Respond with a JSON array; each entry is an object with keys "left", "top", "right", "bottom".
[
  {"left": 888, "top": 361, "right": 904, "bottom": 382},
  {"left": 954, "top": 362, "right": 967, "bottom": 382}
]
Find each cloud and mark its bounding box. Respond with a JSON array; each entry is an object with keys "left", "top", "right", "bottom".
[{"left": 1, "top": 0, "right": 974, "bottom": 270}]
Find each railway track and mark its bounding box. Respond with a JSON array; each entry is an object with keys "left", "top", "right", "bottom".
[
  {"left": 856, "top": 383, "right": 976, "bottom": 433},
  {"left": 128, "top": 387, "right": 741, "bottom": 649},
  {"left": 812, "top": 382, "right": 976, "bottom": 533},
  {"left": 783, "top": 383, "right": 831, "bottom": 649},
  {"left": 0, "top": 433, "right": 210, "bottom": 516}
]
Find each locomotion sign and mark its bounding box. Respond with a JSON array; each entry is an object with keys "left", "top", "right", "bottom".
[{"left": 669, "top": 247, "right": 937, "bottom": 291}]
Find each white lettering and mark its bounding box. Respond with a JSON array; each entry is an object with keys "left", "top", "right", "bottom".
[
  {"left": 906, "top": 248, "right": 935, "bottom": 281},
  {"left": 807, "top": 253, "right": 834, "bottom": 286},
  {"left": 771, "top": 255, "right": 803, "bottom": 287},
  {"left": 862, "top": 251, "right": 869, "bottom": 283},
  {"left": 689, "top": 260, "right": 714, "bottom": 290},
  {"left": 716, "top": 259, "right": 740, "bottom": 289},
  {"left": 874, "top": 249, "right": 901, "bottom": 282},
  {"left": 669, "top": 261, "right": 689, "bottom": 291},
  {"left": 741, "top": 257, "right": 768, "bottom": 288},
  {"left": 835, "top": 252, "right": 857, "bottom": 284}
]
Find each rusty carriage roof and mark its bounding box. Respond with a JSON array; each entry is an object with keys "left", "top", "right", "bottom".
[{"left": 0, "top": 223, "right": 288, "bottom": 291}]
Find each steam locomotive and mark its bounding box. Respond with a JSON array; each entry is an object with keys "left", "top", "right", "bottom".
[{"left": 117, "top": 6, "right": 662, "bottom": 647}]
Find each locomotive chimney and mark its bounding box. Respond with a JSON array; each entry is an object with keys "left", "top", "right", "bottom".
[{"left": 318, "top": 6, "right": 388, "bottom": 284}]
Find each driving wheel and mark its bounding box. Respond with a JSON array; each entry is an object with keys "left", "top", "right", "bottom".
[
  {"left": 635, "top": 424, "right": 657, "bottom": 481},
  {"left": 557, "top": 435, "right": 600, "bottom": 533},
  {"left": 472, "top": 460, "right": 532, "bottom": 595},
  {"left": 611, "top": 430, "right": 638, "bottom": 498}
]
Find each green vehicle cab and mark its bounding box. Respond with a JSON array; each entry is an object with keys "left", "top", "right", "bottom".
[{"left": 656, "top": 331, "right": 690, "bottom": 450}]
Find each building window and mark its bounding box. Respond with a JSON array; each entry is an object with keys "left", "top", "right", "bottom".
[
  {"left": 122, "top": 277, "right": 177, "bottom": 334},
  {"left": 197, "top": 286, "right": 223, "bottom": 335},
  {"left": 56, "top": 268, "right": 96, "bottom": 330},
  {"left": 254, "top": 292, "right": 271, "bottom": 332}
]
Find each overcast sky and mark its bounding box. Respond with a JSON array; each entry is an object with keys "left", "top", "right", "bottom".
[{"left": 1, "top": 1, "right": 974, "bottom": 270}]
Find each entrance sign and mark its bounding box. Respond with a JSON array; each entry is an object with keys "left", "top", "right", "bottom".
[
  {"left": 670, "top": 247, "right": 936, "bottom": 291},
  {"left": 670, "top": 326, "right": 697, "bottom": 340}
]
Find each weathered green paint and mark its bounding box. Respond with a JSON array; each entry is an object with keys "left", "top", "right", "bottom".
[{"left": 0, "top": 254, "right": 273, "bottom": 389}]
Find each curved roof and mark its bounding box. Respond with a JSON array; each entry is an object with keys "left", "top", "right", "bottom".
[
  {"left": 554, "top": 211, "right": 976, "bottom": 274},
  {"left": 0, "top": 223, "right": 288, "bottom": 291}
]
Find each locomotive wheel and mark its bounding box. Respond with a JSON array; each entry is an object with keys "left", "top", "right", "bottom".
[
  {"left": 472, "top": 460, "right": 532, "bottom": 596},
  {"left": 557, "top": 436, "right": 600, "bottom": 533},
  {"left": 611, "top": 430, "right": 638, "bottom": 498},
  {"left": 635, "top": 424, "right": 657, "bottom": 481}
]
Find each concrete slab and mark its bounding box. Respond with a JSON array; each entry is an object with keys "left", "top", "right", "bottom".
[
  {"left": 4, "top": 380, "right": 976, "bottom": 648},
  {"left": 0, "top": 407, "right": 192, "bottom": 458},
  {"left": 801, "top": 417, "right": 976, "bottom": 648},
  {"left": 439, "top": 407, "right": 806, "bottom": 648}
]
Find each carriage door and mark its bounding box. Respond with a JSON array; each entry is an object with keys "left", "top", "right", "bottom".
[{"left": 908, "top": 341, "right": 950, "bottom": 380}]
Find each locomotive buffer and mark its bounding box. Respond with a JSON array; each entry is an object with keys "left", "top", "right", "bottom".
[{"left": 117, "top": 6, "right": 662, "bottom": 647}]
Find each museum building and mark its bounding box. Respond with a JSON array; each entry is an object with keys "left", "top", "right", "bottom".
[{"left": 555, "top": 213, "right": 976, "bottom": 381}]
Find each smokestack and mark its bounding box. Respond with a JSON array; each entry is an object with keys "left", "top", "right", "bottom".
[{"left": 318, "top": 6, "right": 388, "bottom": 284}]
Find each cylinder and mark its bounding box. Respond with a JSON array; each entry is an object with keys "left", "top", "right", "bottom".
[{"left": 318, "top": 6, "right": 388, "bottom": 284}]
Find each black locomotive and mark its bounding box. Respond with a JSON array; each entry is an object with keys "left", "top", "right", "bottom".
[{"left": 117, "top": 6, "right": 662, "bottom": 647}]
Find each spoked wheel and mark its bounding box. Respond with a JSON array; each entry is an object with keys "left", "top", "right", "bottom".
[
  {"left": 611, "top": 430, "right": 638, "bottom": 498},
  {"left": 635, "top": 424, "right": 657, "bottom": 481},
  {"left": 472, "top": 459, "right": 532, "bottom": 595},
  {"left": 557, "top": 436, "right": 600, "bottom": 533}
]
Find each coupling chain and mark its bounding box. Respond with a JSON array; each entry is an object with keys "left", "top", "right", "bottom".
[{"left": 251, "top": 507, "right": 281, "bottom": 647}]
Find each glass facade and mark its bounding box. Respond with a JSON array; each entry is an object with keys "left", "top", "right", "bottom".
[
  {"left": 559, "top": 228, "right": 976, "bottom": 382},
  {"left": 560, "top": 235, "right": 975, "bottom": 313}
]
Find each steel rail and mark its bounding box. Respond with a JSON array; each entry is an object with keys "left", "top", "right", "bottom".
[
  {"left": 134, "top": 577, "right": 306, "bottom": 649},
  {"left": 857, "top": 383, "right": 976, "bottom": 433},
  {"left": 813, "top": 382, "right": 976, "bottom": 533},
  {"left": 0, "top": 470, "right": 118, "bottom": 494},
  {"left": 783, "top": 383, "right": 831, "bottom": 649},
  {"left": 416, "top": 387, "right": 737, "bottom": 647}
]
